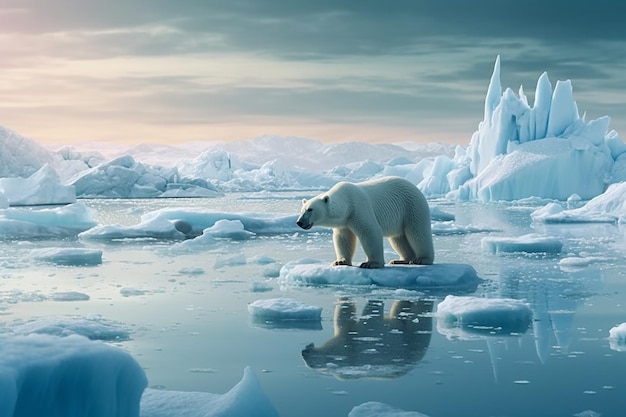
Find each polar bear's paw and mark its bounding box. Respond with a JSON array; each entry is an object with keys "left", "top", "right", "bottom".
[
  {"left": 332, "top": 259, "right": 352, "bottom": 266},
  {"left": 359, "top": 261, "right": 384, "bottom": 269},
  {"left": 390, "top": 258, "right": 433, "bottom": 266}
]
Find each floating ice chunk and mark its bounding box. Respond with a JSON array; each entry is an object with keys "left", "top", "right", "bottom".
[
  {"left": 481, "top": 234, "right": 563, "bottom": 254},
  {"left": 609, "top": 323, "right": 626, "bottom": 352},
  {"left": 31, "top": 247, "right": 103, "bottom": 266},
  {"left": 120, "top": 287, "right": 146, "bottom": 297},
  {"left": 80, "top": 216, "right": 186, "bottom": 241},
  {"left": 203, "top": 219, "right": 255, "bottom": 240},
  {"left": 248, "top": 298, "right": 322, "bottom": 322},
  {"left": 533, "top": 182, "right": 626, "bottom": 223},
  {"left": 0, "top": 333, "right": 146, "bottom": 417},
  {"left": 214, "top": 252, "right": 246, "bottom": 269},
  {"left": 50, "top": 291, "right": 90, "bottom": 302},
  {"left": 349, "top": 401, "right": 430, "bottom": 417},
  {"left": 429, "top": 207, "right": 455, "bottom": 222},
  {"left": 437, "top": 295, "right": 532, "bottom": 336},
  {"left": 279, "top": 260, "right": 482, "bottom": 292},
  {"left": 83, "top": 209, "right": 303, "bottom": 241},
  {"left": 140, "top": 367, "right": 280, "bottom": 417},
  {"left": 248, "top": 255, "right": 278, "bottom": 265},
  {"left": 559, "top": 256, "right": 608, "bottom": 270},
  {"left": 9, "top": 316, "right": 130, "bottom": 341},
  {"left": 432, "top": 221, "right": 500, "bottom": 236}
]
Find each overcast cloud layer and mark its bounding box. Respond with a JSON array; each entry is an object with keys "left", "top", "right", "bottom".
[{"left": 1, "top": 0, "right": 625, "bottom": 146}]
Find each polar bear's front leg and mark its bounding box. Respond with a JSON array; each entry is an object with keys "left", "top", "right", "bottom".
[
  {"left": 356, "top": 226, "right": 385, "bottom": 269},
  {"left": 332, "top": 228, "right": 356, "bottom": 266}
]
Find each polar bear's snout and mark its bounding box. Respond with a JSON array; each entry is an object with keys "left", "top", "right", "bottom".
[{"left": 296, "top": 212, "right": 313, "bottom": 230}]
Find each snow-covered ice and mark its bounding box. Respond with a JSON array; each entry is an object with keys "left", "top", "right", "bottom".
[
  {"left": 437, "top": 295, "right": 533, "bottom": 336},
  {"left": 279, "top": 260, "right": 482, "bottom": 292},
  {"left": 481, "top": 234, "right": 563, "bottom": 254}
]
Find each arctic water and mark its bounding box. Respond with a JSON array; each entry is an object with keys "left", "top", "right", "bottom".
[{"left": 1, "top": 193, "right": 624, "bottom": 417}]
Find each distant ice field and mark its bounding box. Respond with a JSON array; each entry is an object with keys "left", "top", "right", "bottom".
[{"left": 1, "top": 193, "right": 625, "bottom": 417}]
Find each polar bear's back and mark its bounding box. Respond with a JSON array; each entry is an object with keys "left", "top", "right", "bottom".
[{"left": 355, "top": 177, "right": 430, "bottom": 235}]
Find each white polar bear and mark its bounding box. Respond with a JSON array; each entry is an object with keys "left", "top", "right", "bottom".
[{"left": 296, "top": 177, "right": 434, "bottom": 268}]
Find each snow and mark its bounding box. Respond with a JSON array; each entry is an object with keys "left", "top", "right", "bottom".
[
  {"left": 247, "top": 298, "right": 322, "bottom": 322},
  {"left": 437, "top": 295, "right": 533, "bottom": 336},
  {"left": 349, "top": 402, "right": 430, "bottom": 417},
  {"left": 0, "top": 333, "right": 147, "bottom": 417},
  {"left": 279, "top": 260, "right": 482, "bottom": 292},
  {"left": 481, "top": 234, "right": 564, "bottom": 254}
]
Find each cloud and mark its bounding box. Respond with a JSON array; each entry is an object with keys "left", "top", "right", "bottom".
[{"left": 1, "top": 0, "right": 625, "bottom": 145}]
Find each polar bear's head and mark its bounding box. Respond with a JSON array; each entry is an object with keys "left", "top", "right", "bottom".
[{"left": 296, "top": 196, "right": 330, "bottom": 230}]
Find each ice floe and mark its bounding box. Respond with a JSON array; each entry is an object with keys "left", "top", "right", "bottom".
[
  {"left": 279, "top": 260, "right": 482, "bottom": 292},
  {"left": 481, "top": 234, "right": 563, "bottom": 254},
  {"left": 437, "top": 295, "right": 533, "bottom": 336}
]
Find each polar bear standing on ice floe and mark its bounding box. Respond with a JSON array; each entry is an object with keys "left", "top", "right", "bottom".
[{"left": 296, "top": 177, "right": 434, "bottom": 268}]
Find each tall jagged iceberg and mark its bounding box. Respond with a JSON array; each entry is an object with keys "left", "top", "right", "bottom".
[{"left": 446, "top": 56, "right": 626, "bottom": 201}]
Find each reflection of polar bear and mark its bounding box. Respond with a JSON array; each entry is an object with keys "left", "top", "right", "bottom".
[
  {"left": 296, "top": 177, "right": 434, "bottom": 268},
  {"left": 302, "top": 298, "right": 433, "bottom": 379}
]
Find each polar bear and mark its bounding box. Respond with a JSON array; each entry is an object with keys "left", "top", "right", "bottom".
[{"left": 296, "top": 176, "right": 434, "bottom": 268}]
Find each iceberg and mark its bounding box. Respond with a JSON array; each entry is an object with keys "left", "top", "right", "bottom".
[
  {"left": 69, "top": 155, "right": 223, "bottom": 199},
  {"left": 140, "top": 367, "right": 280, "bottom": 417},
  {"left": 0, "top": 203, "right": 97, "bottom": 239},
  {"left": 442, "top": 56, "right": 624, "bottom": 201},
  {"left": 0, "top": 334, "right": 146, "bottom": 417},
  {"left": 531, "top": 181, "right": 626, "bottom": 223},
  {"left": 0, "top": 164, "right": 76, "bottom": 206}
]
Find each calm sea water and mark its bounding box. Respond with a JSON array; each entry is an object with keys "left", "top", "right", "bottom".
[{"left": 1, "top": 194, "right": 625, "bottom": 417}]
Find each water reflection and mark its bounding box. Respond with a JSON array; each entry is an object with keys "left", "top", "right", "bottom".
[{"left": 302, "top": 298, "right": 433, "bottom": 380}]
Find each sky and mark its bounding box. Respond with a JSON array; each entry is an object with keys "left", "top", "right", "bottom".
[{"left": 1, "top": 0, "right": 626, "bottom": 147}]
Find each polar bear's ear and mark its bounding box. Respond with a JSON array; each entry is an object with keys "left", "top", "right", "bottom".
[
  {"left": 323, "top": 195, "right": 329, "bottom": 203},
  {"left": 302, "top": 198, "right": 308, "bottom": 204}
]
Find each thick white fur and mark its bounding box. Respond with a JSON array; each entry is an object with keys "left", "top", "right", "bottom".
[{"left": 296, "top": 177, "right": 434, "bottom": 268}]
